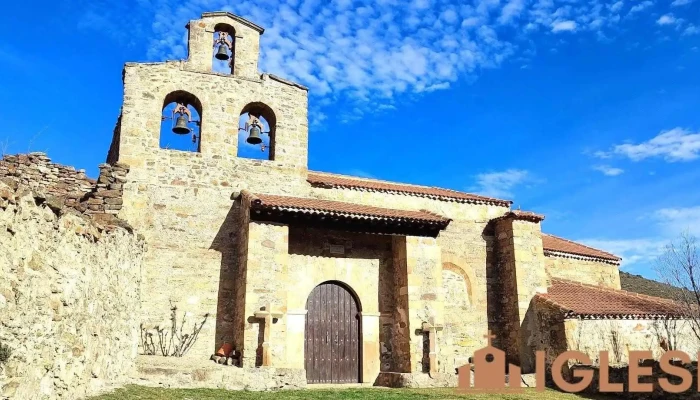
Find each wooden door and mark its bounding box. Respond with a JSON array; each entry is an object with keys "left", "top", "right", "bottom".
[{"left": 305, "top": 282, "right": 360, "bottom": 384}]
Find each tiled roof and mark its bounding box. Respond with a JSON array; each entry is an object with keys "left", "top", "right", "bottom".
[
  {"left": 241, "top": 190, "right": 450, "bottom": 225},
  {"left": 542, "top": 233, "right": 621, "bottom": 263},
  {"left": 496, "top": 210, "right": 545, "bottom": 222},
  {"left": 307, "top": 172, "right": 512, "bottom": 207},
  {"left": 537, "top": 279, "right": 683, "bottom": 319}
]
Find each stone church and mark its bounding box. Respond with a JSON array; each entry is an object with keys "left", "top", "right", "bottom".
[{"left": 97, "top": 10, "right": 690, "bottom": 387}]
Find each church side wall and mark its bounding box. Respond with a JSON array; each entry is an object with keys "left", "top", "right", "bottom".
[
  {"left": 0, "top": 184, "right": 143, "bottom": 400},
  {"left": 564, "top": 319, "right": 699, "bottom": 364},
  {"left": 545, "top": 255, "right": 621, "bottom": 289}
]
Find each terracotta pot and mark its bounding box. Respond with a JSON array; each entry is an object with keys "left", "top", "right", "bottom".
[{"left": 216, "top": 343, "right": 233, "bottom": 357}]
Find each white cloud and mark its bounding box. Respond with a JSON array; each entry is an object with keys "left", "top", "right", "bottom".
[
  {"left": 628, "top": 0, "right": 653, "bottom": 14},
  {"left": 551, "top": 20, "right": 577, "bottom": 32},
  {"left": 657, "top": 14, "right": 677, "bottom": 25},
  {"left": 684, "top": 25, "right": 700, "bottom": 35},
  {"left": 592, "top": 150, "right": 613, "bottom": 159},
  {"left": 473, "top": 169, "right": 529, "bottom": 198},
  {"left": 578, "top": 238, "right": 667, "bottom": 268},
  {"left": 609, "top": 1, "right": 624, "bottom": 12},
  {"left": 592, "top": 165, "right": 624, "bottom": 176},
  {"left": 499, "top": 0, "right": 525, "bottom": 24},
  {"left": 672, "top": 0, "right": 693, "bottom": 6},
  {"left": 653, "top": 206, "right": 700, "bottom": 236},
  {"left": 76, "top": 0, "right": 682, "bottom": 117},
  {"left": 613, "top": 127, "right": 700, "bottom": 162}
]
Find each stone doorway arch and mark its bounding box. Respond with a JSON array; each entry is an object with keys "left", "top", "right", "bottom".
[{"left": 304, "top": 281, "right": 361, "bottom": 384}]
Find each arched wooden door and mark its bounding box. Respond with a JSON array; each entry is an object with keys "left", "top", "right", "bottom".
[{"left": 304, "top": 282, "right": 360, "bottom": 384}]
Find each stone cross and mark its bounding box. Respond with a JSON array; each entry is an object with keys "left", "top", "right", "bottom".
[
  {"left": 253, "top": 304, "right": 284, "bottom": 366},
  {"left": 422, "top": 320, "right": 444, "bottom": 374}
]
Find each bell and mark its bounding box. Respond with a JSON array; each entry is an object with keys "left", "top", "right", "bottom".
[
  {"left": 172, "top": 115, "right": 191, "bottom": 135},
  {"left": 215, "top": 44, "right": 229, "bottom": 61},
  {"left": 246, "top": 125, "right": 262, "bottom": 144}
]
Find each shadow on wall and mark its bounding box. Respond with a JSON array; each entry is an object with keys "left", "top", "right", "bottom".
[{"left": 209, "top": 200, "right": 242, "bottom": 357}]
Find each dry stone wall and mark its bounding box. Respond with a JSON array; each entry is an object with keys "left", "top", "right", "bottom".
[
  {"left": 0, "top": 153, "right": 93, "bottom": 198},
  {"left": 0, "top": 182, "right": 144, "bottom": 400},
  {"left": 0, "top": 153, "right": 130, "bottom": 230}
]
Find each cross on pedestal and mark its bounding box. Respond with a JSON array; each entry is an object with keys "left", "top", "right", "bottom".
[
  {"left": 253, "top": 304, "right": 284, "bottom": 366},
  {"left": 422, "top": 320, "right": 444, "bottom": 374}
]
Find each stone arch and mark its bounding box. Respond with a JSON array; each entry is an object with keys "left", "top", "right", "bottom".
[
  {"left": 160, "top": 90, "right": 203, "bottom": 152},
  {"left": 304, "top": 281, "right": 362, "bottom": 383},
  {"left": 305, "top": 280, "right": 363, "bottom": 312},
  {"left": 441, "top": 257, "right": 476, "bottom": 306},
  {"left": 238, "top": 102, "right": 277, "bottom": 160},
  {"left": 213, "top": 23, "right": 236, "bottom": 74}
]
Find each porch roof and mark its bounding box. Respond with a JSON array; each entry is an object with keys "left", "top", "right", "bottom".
[
  {"left": 240, "top": 190, "right": 451, "bottom": 237},
  {"left": 536, "top": 278, "right": 683, "bottom": 320}
]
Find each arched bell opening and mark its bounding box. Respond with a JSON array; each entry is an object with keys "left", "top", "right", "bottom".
[
  {"left": 238, "top": 102, "right": 276, "bottom": 161},
  {"left": 160, "top": 90, "right": 203, "bottom": 152},
  {"left": 213, "top": 23, "right": 236, "bottom": 75}
]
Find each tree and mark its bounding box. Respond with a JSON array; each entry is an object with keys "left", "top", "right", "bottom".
[{"left": 656, "top": 232, "right": 700, "bottom": 343}]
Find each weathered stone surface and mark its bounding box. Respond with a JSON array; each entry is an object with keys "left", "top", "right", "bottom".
[
  {"left": 134, "top": 356, "right": 306, "bottom": 391},
  {"left": 0, "top": 184, "right": 144, "bottom": 400},
  {"left": 545, "top": 254, "right": 620, "bottom": 289}
]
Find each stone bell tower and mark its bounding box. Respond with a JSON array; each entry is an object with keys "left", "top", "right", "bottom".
[
  {"left": 106, "top": 11, "right": 311, "bottom": 359},
  {"left": 107, "top": 11, "right": 309, "bottom": 172},
  {"left": 185, "top": 11, "right": 263, "bottom": 78}
]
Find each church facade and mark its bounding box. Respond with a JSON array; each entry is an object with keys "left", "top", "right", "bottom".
[{"left": 106, "top": 11, "right": 688, "bottom": 385}]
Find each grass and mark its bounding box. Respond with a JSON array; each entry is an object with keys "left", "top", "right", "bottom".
[{"left": 89, "top": 386, "right": 606, "bottom": 400}]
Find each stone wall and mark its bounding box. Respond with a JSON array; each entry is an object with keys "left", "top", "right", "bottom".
[
  {"left": 493, "top": 215, "right": 548, "bottom": 372},
  {"left": 310, "top": 188, "right": 506, "bottom": 375},
  {"left": 531, "top": 298, "right": 699, "bottom": 374},
  {"left": 111, "top": 9, "right": 511, "bottom": 378},
  {"left": 0, "top": 182, "right": 144, "bottom": 399},
  {"left": 0, "top": 153, "right": 130, "bottom": 228},
  {"left": 564, "top": 319, "right": 699, "bottom": 364},
  {"left": 544, "top": 254, "right": 620, "bottom": 289},
  {"left": 186, "top": 12, "right": 263, "bottom": 79},
  {"left": 285, "top": 227, "right": 390, "bottom": 381},
  {"left": 0, "top": 153, "right": 93, "bottom": 197}
]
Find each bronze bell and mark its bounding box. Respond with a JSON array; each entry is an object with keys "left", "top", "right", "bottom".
[
  {"left": 172, "top": 115, "right": 191, "bottom": 135},
  {"left": 246, "top": 124, "right": 262, "bottom": 144},
  {"left": 215, "top": 44, "right": 229, "bottom": 61}
]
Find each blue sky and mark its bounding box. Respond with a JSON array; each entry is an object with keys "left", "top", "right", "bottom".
[{"left": 1, "top": 0, "right": 699, "bottom": 278}]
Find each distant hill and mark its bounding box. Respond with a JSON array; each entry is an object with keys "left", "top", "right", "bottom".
[{"left": 620, "top": 271, "right": 687, "bottom": 301}]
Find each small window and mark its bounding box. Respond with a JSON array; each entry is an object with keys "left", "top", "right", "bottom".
[{"left": 160, "top": 91, "right": 202, "bottom": 152}]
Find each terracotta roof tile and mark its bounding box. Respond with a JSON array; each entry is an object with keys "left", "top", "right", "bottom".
[
  {"left": 496, "top": 210, "right": 545, "bottom": 222},
  {"left": 242, "top": 190, "right": 450, "bottom": 224},
  {"left": 542, "top": 233, "right": 621, "bottom": 263},
  {"left": 307, "top": 172, "right": 512, "bottom": 207},
  {"left": 537, "top": 279, "right": 682, "bottom": 319}
]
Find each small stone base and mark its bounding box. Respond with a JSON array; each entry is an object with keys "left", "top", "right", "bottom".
[
  {"left": 131, "top": 356, "right": 306, "bottom": 391},
  {"left": 374, "top": 372, "right": 458, "bottom": 388}
]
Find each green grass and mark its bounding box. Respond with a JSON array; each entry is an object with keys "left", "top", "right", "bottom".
[{"left": 89, "top": 386, "right": 605, "bottom": 400}]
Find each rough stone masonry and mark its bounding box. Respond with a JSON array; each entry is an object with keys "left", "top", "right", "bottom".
[{"left": 1, "top": 9, "right": 695, "bottom": 400}]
